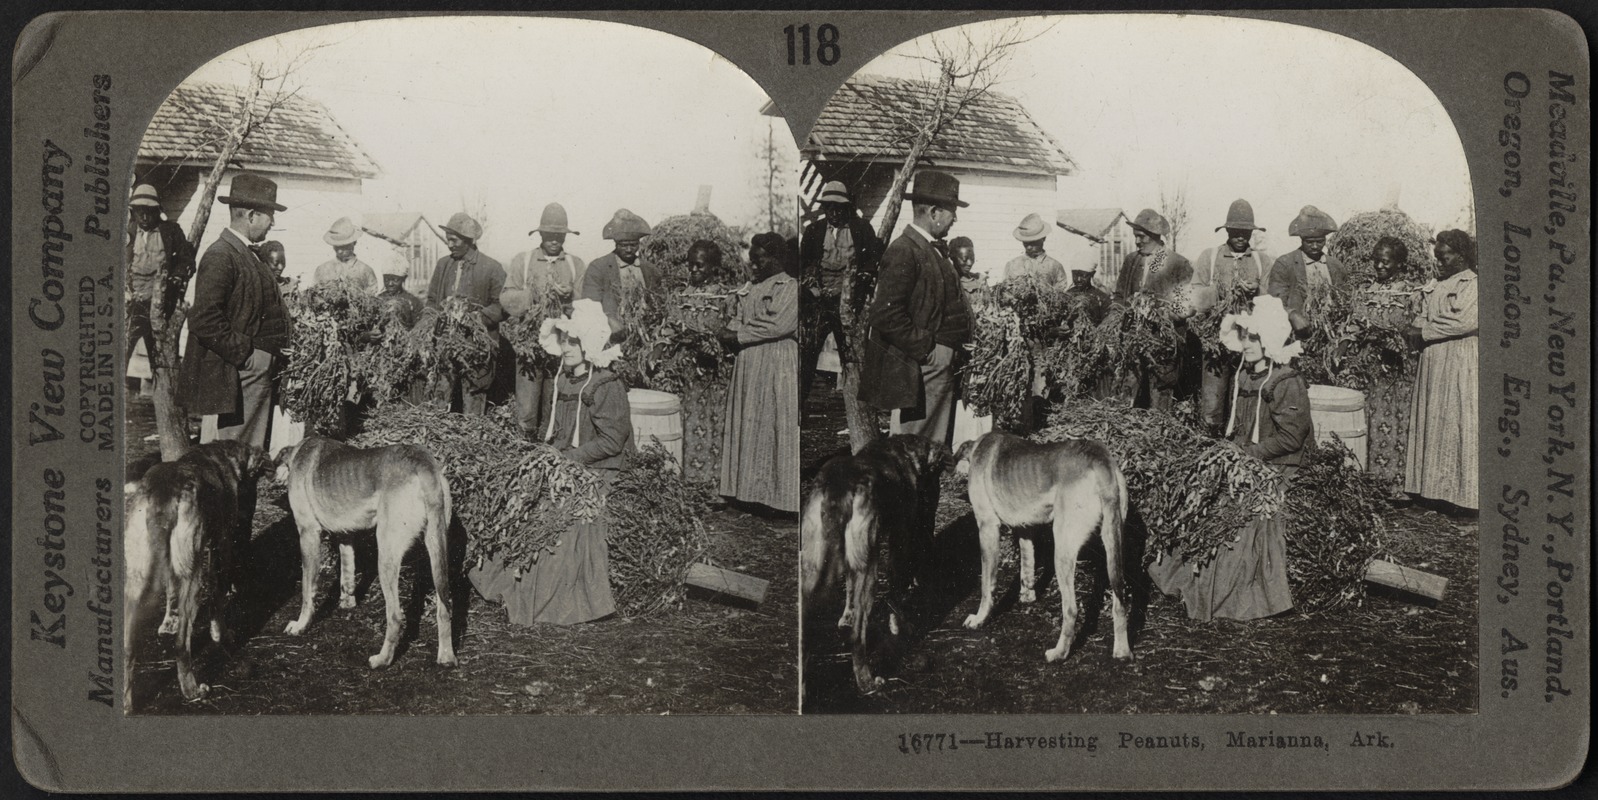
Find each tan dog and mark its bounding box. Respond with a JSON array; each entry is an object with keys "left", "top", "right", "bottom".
[
  {"left": 274, "top": 437, "right": 456, "bottom": 669},
  {"left": 124, "top": 440, "right": 271, "bottom": 710},
  {"left": 801, "top": 434, "right": 947, "bottom": 693},
  {"left": 955, "top": 431, "right": 1132, "bottom": 663}
]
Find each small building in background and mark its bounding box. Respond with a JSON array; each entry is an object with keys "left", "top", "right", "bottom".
[
  {"left": 1054, "top": 208, "right": 1132, "bottom": 293},
  {"left": 135, "top": 79, "right": 382, "bottom": 285},
  {"left": 360, "top": 212, "right": 446, "bottom": 296},
  {"left": 788, "top": 73, "right": 1077, "bottom": 283}
]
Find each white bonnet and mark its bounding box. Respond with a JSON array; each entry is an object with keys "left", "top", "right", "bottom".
[
  {"left": 1220, "top": 294, "right": 1302, "bottom": 363},
  {"left": 539, "top": 298, "right": 623, "bottom": 368}
]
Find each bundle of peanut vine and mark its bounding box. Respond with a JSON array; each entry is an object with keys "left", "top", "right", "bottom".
[
  {"left": 1039, "top": 401, "right": 1284, "bottom": 568},
  {"left": 1295, "top": 280, "right": 1419, "bottom": 391},
  {"left": 500, "top": 287, "right": 570, "bottom": 378},
  {"left": 385, "top": 296, "right": 497, "bottom": 398},
  {"left": 614, "top": 284, "right": 738, "bottom": 395},
  {"left": 1040, "top": 401, "right": 1391, "bottom": 611},
  {"left": 353, "top": 406, "right": 714, "bottom": 616},
  {"left": 279, "top": 280, "right": 395, "bottom": 435},
  {"left": 960, "top": 301, "right": 1030, "bottom": 427}
]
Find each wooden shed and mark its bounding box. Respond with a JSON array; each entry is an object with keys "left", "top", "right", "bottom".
[
  {"left": 360, "top": 212, "right": 446, "bottom": 296},
  {"left": 1054, "top": 208, "right": 1133, "bottom": 292},
  {"left": 134, "top": 79, "right": 382, "bottom": 285},
  {"left": 792, "top": 73, "right": 1077, "bottom": 283}
]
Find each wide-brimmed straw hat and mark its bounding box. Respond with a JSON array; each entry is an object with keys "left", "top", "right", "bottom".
[
  {"left": 1013, "top": 213, "right": 1050, "bottom": 242},
  {"left": 323, "top": 217, "right": 361, "bottom": 247},
  {"left": 1287, "top": 205, "right": 1337, "bottom": 238},
  {"left": 902, "top": 170, "right": 968, "bottom": 209},
  {"left": 130, "top": 184, "right": 163, "bottom": 208},
  {"left": 1128, "top": 208, "right": 1171, "bottom": 238},
  {"left": 218, "top": 172, "right": 287, "bottom": 212},
  {"left": 531, "top": 203, "right": 579, "bottom": 236},
  {"left": 1216, "top": 199, "right": 1265, "bottom": 232},
  {"left": 539, "top": 298, "right": 623, "bottom": 368},
  {"left": 1220, "top": 294, "right": 1301, "bottom": 364},
  {"left": 602, "top": 209, "right": 652, "bottom": 241}
]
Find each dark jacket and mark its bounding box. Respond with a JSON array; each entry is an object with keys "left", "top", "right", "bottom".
[
  {"left": 859, "top": 226, "right": 967, "bottom": 410},
  {"left": 1230, "top": 366, "right": 1314, "bottom": 470},
  {"left": 177, "top": 230, "right": 288, "bottom": 416},
  {"left": 426, "top": 248, "right": 507, "bottom": 332},
  {"left": 546, "top": 367, "right": 634, "bottom": 471},
  {"left": 799, "top": 214, "right": 881, "bottom": 294},
  {"left": 1115, "top": 248, "right": 1194, "bottom": 301},
  {"left": 1267, "top": 249, "right": 1350, "bottom": 315},
  {"left": 582, "top": 252, "right": 663, "bottom": 334}
]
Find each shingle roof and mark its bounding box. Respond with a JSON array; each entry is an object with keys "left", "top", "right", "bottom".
[
  {"left": 1056, "top": 208, "right": 1127, "bottom": 242},
  {"left": 807, "top": 73, "right": 1075, "bottom": 176},
  {"left": 137, "top": 80, "right": 380, "bottom": 180}
]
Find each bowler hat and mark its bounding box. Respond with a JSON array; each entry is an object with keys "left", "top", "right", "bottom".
[
  {"left": 1013, "top": 212, "right": 1049, "bottom": 242},
  {"left": 441, "top": 212, "right": 484, "bottom": 241},
  {"left": 1287, "top": 205, "right": 1337, "bottom": 238},
  {"left": 530, "top": 203, "right": 579, "bottom": 236},
  {"left": 602, "top": 209, "right": 652, "bottom": 241},
  {"left": 1128, "top": 208, "right": 1171, "bottom": 238},
  {"left": 323, "top": 217, "right": 361, "bottom": 247},
  {"left": 130, "top": 184, "right": 163, "bottom": 208},
  {"left": 902, "top": 170, "right": 968, "bottom": 209},
  {"left": 218, "top": 172, "right": 287, "bottom": 212},
  {"left": 1216, "top": 199, "right": 1265, "bottom": 232},
  {"left": 818, "top": 181, "right": 852, "bottom": 205}
]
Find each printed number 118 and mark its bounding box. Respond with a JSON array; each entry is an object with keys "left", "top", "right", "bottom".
[{"left": 785, "top": 24, "right": 840, "bottom": 66}]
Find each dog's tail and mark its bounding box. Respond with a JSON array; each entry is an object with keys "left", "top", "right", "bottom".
[{"left": 167, "top": 484, "right": 203, "bottom": 580}]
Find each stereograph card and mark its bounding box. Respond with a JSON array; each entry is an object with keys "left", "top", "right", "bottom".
[{"left": 7, "top": 6, "right": 1590, "bottom": 792}]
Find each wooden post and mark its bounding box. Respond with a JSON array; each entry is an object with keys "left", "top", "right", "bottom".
[
  {"left": 684, "top": 562, "right": 768, "bottom": 605},
  {"left": 694, "top": 185, "right": 713, "bottom": 215},
  {"left": 1362, "top": 559, "right": 1447, "bottom": 603}
]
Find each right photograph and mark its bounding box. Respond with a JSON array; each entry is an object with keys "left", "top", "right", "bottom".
[{"left": 796, "top": 14, "right": 1478, "bottom": 714}]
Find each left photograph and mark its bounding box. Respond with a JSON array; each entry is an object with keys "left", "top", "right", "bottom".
[{"left": 122, "top": 16, "right": 800, "bottom": 715}]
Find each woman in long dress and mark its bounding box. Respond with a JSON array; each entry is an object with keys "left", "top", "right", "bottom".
[
  {"left": 718, "top": 232, "right": 800, "bottom": 514},
  {"left": 1148, "top": 295, "right": 1312, "bottom": 621},
  {"left": 1404, "top": 229, "right": 1478, "bottom": 512},
  {"left": 469, "top": 299, "right": 632, "bottom": 625}
]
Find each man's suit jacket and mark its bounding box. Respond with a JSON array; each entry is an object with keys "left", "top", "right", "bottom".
[
  {"left": 1267, "top": 249, "right": 1350, "bottom": 314},
  {"left": 1114, "top": 248, "right": 1194, "bottom": 300},
  {"left": 581, "top": 252, "right": 663, "bottom": 333},
  {"left": 799, "top": 214, "right": 881, "bottom": 294},
  {"left": 860, "top": 226, "right": 963, "bottom": 411},
  {"left": 177, "top": 231, "right": 288, "bottom": 416},
  {"left": 426, "top": 249, "right": 508, "bottom": 333}
]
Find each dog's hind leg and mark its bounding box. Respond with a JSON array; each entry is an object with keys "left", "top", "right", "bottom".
[
  {"left": 1101, "top": 466, "right": 1133, "bottom": 661},
  {"left": 369, "top": 533, "right": 408, "bottom": 669},
  {"left": 338, "top": 541, "right": 359, "bottom": 610},
  {"left": 848, "top": 556, "right": 882, "bottom": 693},
  {"left": 158, "top": 587, "right": 179, "bottom": 635},
  {"left": 1045, "top": 489, "right": 1098, "bottom": 663},
  {"left": 425, "top": 478, "right": 457, "bottom": 667}
]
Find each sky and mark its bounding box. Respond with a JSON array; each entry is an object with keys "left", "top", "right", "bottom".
[
  {"left": 860, "top": 14, "right": 1475, "bottom": 252},
  {"left": 186, "top": 17, "right": 795, "bottom": 263}
]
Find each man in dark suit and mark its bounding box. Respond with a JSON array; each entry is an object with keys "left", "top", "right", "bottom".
[
  {"left": 860, "top": 170, "right": 971, "bottom": 447},
  {"left": 125, "top": 183, "right": 196, "bottom": 369},
  {"left": 581, "top": 208, "right": 662, "bottom": 340},
  {"left": 177, "top": 172, "right": 290, "bottom": 450},
  {"left": 1268, "top": 204, "right": 1349, "bottom": 334},
  {"left": 799, "top": 180, "right": 880, "bottom": 404}
]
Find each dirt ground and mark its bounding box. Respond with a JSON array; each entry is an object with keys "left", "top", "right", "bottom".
[
  {"left": 799, "top": 373, "right": 1478, "bottom": 715},
  {"left": 125, "top": 393, "right": 797, "bottom": 715}
]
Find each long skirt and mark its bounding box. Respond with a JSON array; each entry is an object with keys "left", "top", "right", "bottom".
[
  {"left": 1405, "top": 336, "right": 1478, "bottom": 509},
  {"left": 1147, "top": 514, "right": 1294, "bottom": 622},
  {"left": 468, "top": 517, "right": 617, "bottom": 626},
  {"left": 720, "top": 338, "right": 800, "bottom": 512}
]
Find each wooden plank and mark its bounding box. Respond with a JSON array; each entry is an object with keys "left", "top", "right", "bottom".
[
  {"left": 684, "top": 562, "right": 768, "bottom": 605},
  {"left": 1363, "top": 559, "right": 1448, "bottom": 603}
]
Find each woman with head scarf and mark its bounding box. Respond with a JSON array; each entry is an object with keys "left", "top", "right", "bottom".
[
  {"left": 1403, "top": 230, "right": 1478, "bottom": 513},
  {"left": 1148, "top": 295, "right": 1312, "bottom": 621},
  {"left": 717, "top": 232, "right": 800, "bottom": 514},
  {"left": 468, "top": 298, "right": 632, "bottom": 625}
]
